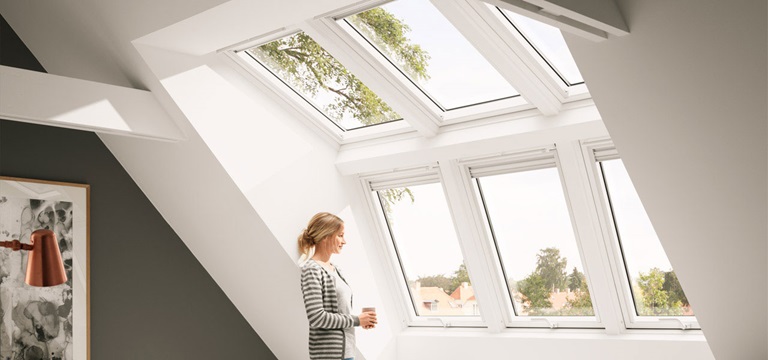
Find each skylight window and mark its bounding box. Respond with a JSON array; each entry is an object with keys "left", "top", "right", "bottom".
[
  {"left": 243, "top": 32, "right": 401, "bottom": 130},
  {"left": 474, "top": 166, "right": 595, "bottom": 317},
  {"left": 599, "top": 159, "right": 694, "bottom": 317},
  {"left": 343, "top": 0, "right": 519, "bottom": 111},
  {"left": 495, "top": 7, "right": 584, "bottom": 86}
]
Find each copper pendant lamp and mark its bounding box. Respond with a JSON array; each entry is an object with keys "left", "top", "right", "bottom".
[{"left": 0, "top": 229, "right": 68, "bottom": 287}]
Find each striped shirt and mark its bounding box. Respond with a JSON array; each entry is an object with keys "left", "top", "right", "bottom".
[{"left": 301, "top": 259, "right": 360, "bottom": 360}]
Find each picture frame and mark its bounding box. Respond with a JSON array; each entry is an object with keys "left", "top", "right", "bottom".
[{"left": 0, "top": 176, "right": 90, "bottom": 360}]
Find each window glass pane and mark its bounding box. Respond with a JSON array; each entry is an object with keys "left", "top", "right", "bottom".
[
  {"left": 345, "top": 0, "right": 519, "bottom": 111},
  {"left": 600, "top": 159, "right": 694, "bottom": 316},
  {"left": 377, "top": 183, "right": 479, "bottom": 317},
  {"left": 497, "top": 7, "right": 584, "bottom": 86},
  {"left": 476, "top": 167, "right": 595, "bottom": 316},
  {"left": 244, "top": 32, "right": 401, "bottom": 130}
]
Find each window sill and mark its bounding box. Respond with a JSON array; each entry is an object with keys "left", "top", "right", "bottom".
[{"left": 398, "top": 326, "right": 707, "bottom": 342}]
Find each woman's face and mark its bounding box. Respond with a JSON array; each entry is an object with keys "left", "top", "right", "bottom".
[{"left": 327, "top": 223, "right": 346, "bottom": 255}]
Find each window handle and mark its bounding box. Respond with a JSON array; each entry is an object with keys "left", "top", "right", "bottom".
[
  {"left": 659, "top": 318, "right": 693, "bottom": 330},
  {"left": 427, "top": 317, "right": 451, "bottom": 328},
  {"left": 532, "top": 317, "right": 559, "bottom": 329}
]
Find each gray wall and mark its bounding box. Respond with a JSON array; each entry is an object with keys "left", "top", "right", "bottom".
[{"left": 0, "top": 14, "right": 277, "bottom": 360}]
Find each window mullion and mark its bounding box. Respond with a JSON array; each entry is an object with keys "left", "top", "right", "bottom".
[
  {"left": 431, "top": 0, "right": 563, "bottom": 115},
  {"left": 555, "top": 140, "right": 625, "bottom": 333},
  {"left": 579, "top": 140, "right": 653, "bottom": 329},
  {"left": 437, "top": 159, "right": 507, "bottom": 332},
  {"left": 300, "top": 18, "right": 440, "bottom": 137}
]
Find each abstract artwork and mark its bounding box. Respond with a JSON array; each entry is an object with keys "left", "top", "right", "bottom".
[{"left": 0, "top": 178, "right": 88, "bottom": 360}]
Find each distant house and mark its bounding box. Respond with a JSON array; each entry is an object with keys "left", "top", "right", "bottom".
[
  {"left": 410, "top": 282, "right": 480, "bottom": 316},
  {"left": 548, "top": 288, "right": 574, "bottom": 311},
  {"left": 450, "top": 282, "right": 480, "bottom": 316},
  {"left": 513, "top": 287, "right": 585, "bottom": 315}
]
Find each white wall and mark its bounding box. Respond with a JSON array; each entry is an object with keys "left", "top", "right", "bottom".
[
  {"left": 564, "top": 0, "right": 767, "bottom": 359},
  {"left": 397, "top": 330, "right": 713, "bottom": 360},
  {"left": 127, "top": 42, "right": 398, "bottom": 359}
]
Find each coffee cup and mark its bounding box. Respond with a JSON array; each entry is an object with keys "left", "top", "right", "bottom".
[{"left": 361, "top": 307, "right": 377, "bottom": 329}]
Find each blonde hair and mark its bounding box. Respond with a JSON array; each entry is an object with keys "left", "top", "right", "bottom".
[{"left": 298, "top": 212, "right": 344, "bottom": 261}]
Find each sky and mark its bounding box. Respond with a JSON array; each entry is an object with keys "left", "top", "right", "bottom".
[
  {"left": 384, "top": 182, "right": 464, "bottom": 280},
  {"left": 479, "top": 167, "right": 586, "bottom": 281},
  {"left": 381, "top": 160, "right": 676, "bottom": 289},
  {"left": 375, "top": 0, "right": 517, "bottom": 110},
  {"left": 501, "top": 9, "right": 583, "bottom": 85},
  {"left": 600, "top": 159, "right": 674, "bottom": 278}
]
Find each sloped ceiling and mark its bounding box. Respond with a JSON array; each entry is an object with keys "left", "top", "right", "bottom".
[
  {"left": 0, "top": 0, "right": 765, "bottom": 359},
  {"left": 564, "top": 0, "right": 767, "bottom": 358}
]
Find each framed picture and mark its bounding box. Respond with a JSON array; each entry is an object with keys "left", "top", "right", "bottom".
[{"left": 0, "top": 176, "right": 89, "bottom": 360}]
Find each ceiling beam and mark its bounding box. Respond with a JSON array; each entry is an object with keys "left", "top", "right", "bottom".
[{"left": 0, "top": 65, "right": 184, "bottom": 141}]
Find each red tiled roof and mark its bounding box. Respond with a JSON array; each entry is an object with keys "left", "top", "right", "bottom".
[
  {"left": 417, "top": 286, "right": 454, "bottom": 303},
  {"left": 411, "top": 284, "right": 481, "bottom": 316},
  {"left": 449, "top": 283, "right": 475, "bottom": 302}
]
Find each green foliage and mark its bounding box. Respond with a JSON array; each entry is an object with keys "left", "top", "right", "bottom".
[
  {"left": 516, "top": 248, "right": 568, "bottom": 315},
  {"left": 252, "top": 32, "right": 398, "bottom": 126},
  {"left": 663, "top": 271, "right": 689, "bottom": 306},
  {"left": 637, "top": 268, "right": 668, "bottom": 312},
  {"left": 251, "top": 8, "right": 429, "bottom": 127},
  {"left": 450, "top": 263, "right": 470, "bottom": 292},
  {"left": 535, "top": 247, "right": 568, "bottom": 292},
  {"left": 636, "top": 268, "right": 684, "bottom": 316},
  {"left": 347, "top": 8, "right": 431, "bottom": 81},
  {"left": 561, "top": 267, "right": 593, "bottom": 315},
  {"left": 566, "top": 267, "right": 584, "bottom": 292},
  {"left": 417, "top": 274, "right": 453, "bottom": 294},
  {"left": 379, "top": 187, "right": 415, "bottom": 216},
  {"left": 416, "top": 263, "right": 471, "bottom": 295},
  {"left": 514, "top": 249, "right": 596, "bottom": 316},
  {"left": 517, "top": 273, "right": 552, "bottom": 313},
  {"left": 563, "top": 288, "right": 593, "bottom": 315}
]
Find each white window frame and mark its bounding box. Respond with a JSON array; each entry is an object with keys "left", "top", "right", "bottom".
[
  {"left": 332, "top": 2, "right": 531, "bottom": 123},
  {"left": 225, "top": 27, "right": 418, "bottom": 145},
  {"left": 456, "top": 147, "right": 604, "bottom": 329},
  {"left": 352, "top": 138, "right": 707, "bottom": 334},
  {"left": 580, "top": 139, "right": 701, "bottom": 330},
  {"left": 357, "top": 164, "right": 487, "bottom": 328},
  {"left": 485, "top": 3, "right": 587, "bottom": 92},
  {"left": 223, "top": 0, "right": 596, "bottom": 146}
]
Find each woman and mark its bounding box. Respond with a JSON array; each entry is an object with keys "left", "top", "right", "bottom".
[{"left": 298, "top": 212, "right": 377, "bottom": 360}]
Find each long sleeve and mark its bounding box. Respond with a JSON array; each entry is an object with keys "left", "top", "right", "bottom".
[{"left": 301, "top": 266, "right": 357, "bottom": 329}]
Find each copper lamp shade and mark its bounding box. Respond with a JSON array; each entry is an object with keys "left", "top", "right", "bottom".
[{"left": 0, "top": 229, "right": 68, "bottom": 287}]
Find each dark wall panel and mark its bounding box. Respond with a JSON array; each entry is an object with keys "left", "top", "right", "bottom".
[
  {"left": 0, "top": 13, "right": 44, "bottom": 72},
  {"left": 0, "top": 13, "right": 276, "bottom": 360}
]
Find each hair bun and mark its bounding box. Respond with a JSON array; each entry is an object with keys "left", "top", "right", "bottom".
[{"left": 302, "top": 229, "right": 314, "bottom": 244}]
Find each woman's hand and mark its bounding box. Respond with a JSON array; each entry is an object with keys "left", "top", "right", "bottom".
[{"left": 359, "top": 311, "right": 377, "bottom": 329}]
